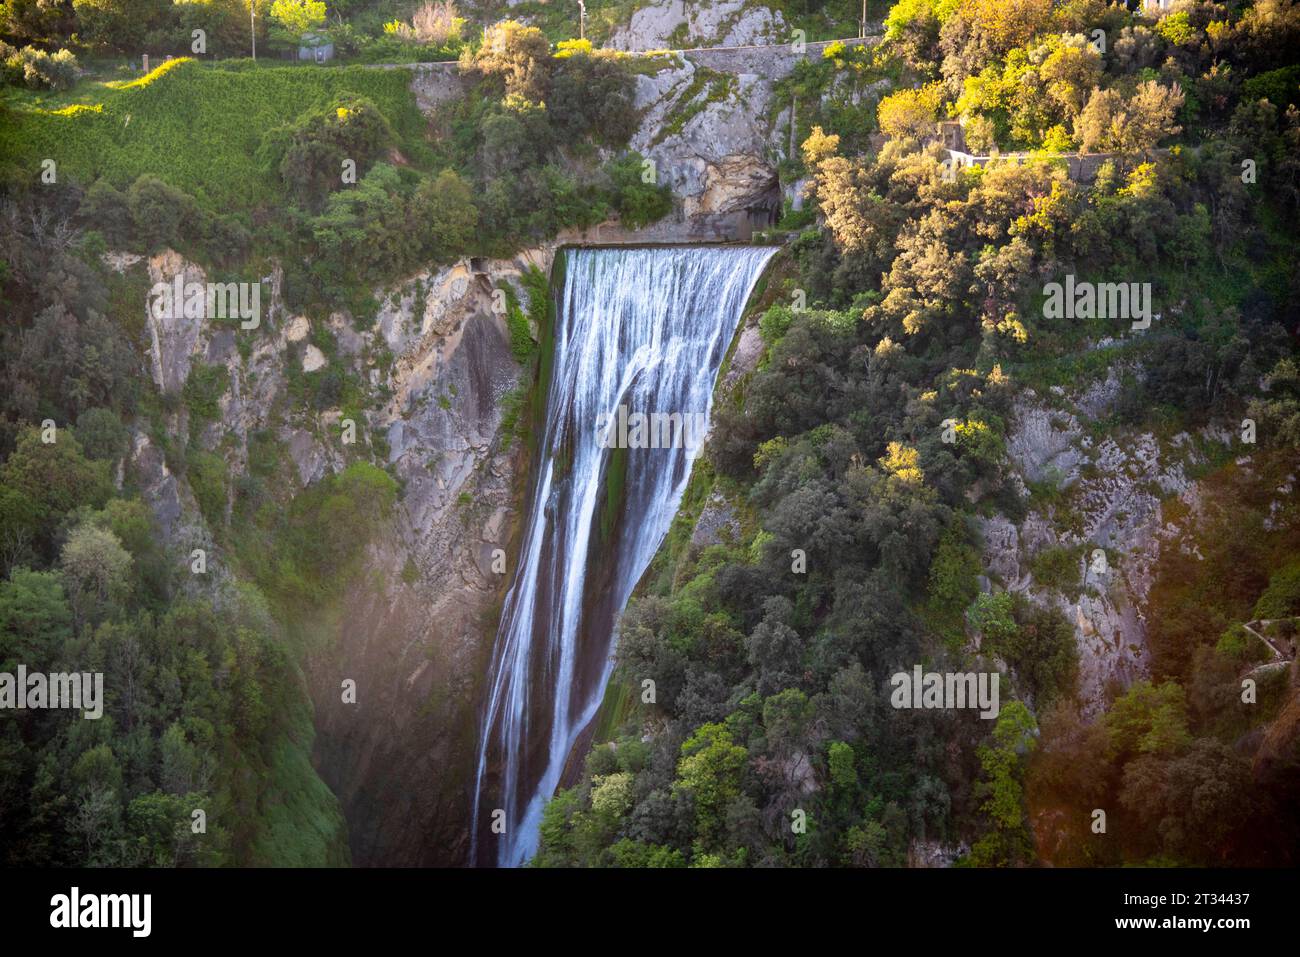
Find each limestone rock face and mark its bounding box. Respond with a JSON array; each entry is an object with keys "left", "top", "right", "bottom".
[
  {"left": 691, "top": 489, "right": 741, "bottom": 549},
  {"left": 306, "top": 252, "right": 542, "bottom": 866},
  {"left": 985, "top": 368, "right": 1217, "bottom": 715},
  {"left": 145, "top": 250, "right": 208, "bottom": 395},
  {"left": 120, "top": 242, "right": 561, "bottom": 865},
  {"left": 629, "top": 61, "right": 780, "bottom": 233},
  {"left": 302, "top": 344, "right": 328, "bottom": 372},
  {"left": 609, "top": 0, "right": 788, "bottom": 51},
  {"left": 908, "top": 839, "right": 971, "bottom": 868}
]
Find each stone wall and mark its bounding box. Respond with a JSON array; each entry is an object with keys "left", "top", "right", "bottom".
[{"left": 943, "top": 148, "right": 1160, "bottom": 184}]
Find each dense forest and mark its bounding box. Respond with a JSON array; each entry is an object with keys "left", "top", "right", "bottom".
[
  {"left": 533, "top": 0, "right": 1300, "bottom": 868},
  {"left": 2, "top": 0, "right": 1299, "bottom": 870},
  {"left": 0, "top": 3, "right": 669, "bottom": 864}
]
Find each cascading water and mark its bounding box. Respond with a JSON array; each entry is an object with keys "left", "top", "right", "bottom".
[{"left": 470, "top": 245, "right": 775, "bottom": 867}]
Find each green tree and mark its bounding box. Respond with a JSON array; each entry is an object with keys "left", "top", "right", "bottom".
[
  {"left": 674, "top": 722, "right": 748, "bottom": 851},
  {"left": 260, "top": 95, "right": 394, "bottom": 209},
  {"left": 413, "top": 169, "right": 479, "bottom": 262},
  {"left": 606, "top": 152, "right": 672, "bottom": 230},
  {"left": 59, "top": 522, "right": 132, "bottom": 625},
  {"left": 968, "top": 699, "right": 1037, "bottom": 866},
  {"left": 269, "top": 0, "right": 325, "bottom": 36},
  {"left": 1075, "top": 81, "right": 1185, "bottom": 155},
  {"left": 467, "top": 20, "right": 552, "bottom": 102},
  {"left": 74, "top": 408, "right": 128, "bottom": 462},
  {"left": 0, "top": 428, "right": 112, "bottom": 533},
  {"left": 71, "top": 0, "right": 170, "bottom": 52},
  {"left": 0, "top": 567, "right": 74, "bottom": 665},
  {"left": 1105, "top": 680, "right": 1192, "bottom": 761}
]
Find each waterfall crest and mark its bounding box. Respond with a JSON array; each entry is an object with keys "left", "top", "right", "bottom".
[{"left": 471, "top": 245, "right": 775, "bottom": 867}]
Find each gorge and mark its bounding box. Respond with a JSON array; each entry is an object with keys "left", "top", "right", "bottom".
[{"left": 4, "top": 0, "right": 1298, "bottom": 876}]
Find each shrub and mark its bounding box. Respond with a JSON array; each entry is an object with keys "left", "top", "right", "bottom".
[
  {"left": 5, "top": 45, "right": 79, "bottom": 90},
  {"left": 183, "top": 363, "right": 229, "bottom": 431},
  {"left": 876, "top": 83, "right": 944, "bottom": 141},
  {"left": 925, "top": 524, "right": 982, "bottom": 644},
  {"left": 411, "top": 1, "right": 463, "bottom": 44},
  {"left": 78, "top": 180, "right": 133, "bottom": 245},
  {"left": 259, "top": 94, "right": 395, "bottom": 210},
  {"left": 606, "top": 152, "right": 672, "bottom": 229},
  {"left": 127, "top": 174, "right": 200, "bottom": 252},
  {"left": 549, "top": 51, "right": 637, "bottom": 147},
  {"left": 75, "top": 408, "right": 129, "bottom": 461},
  {"left": 187, "top": 450, "right": 228, "bottom": 527},
  {"left": 0, "top": 40, "right": 17, "bottom": 84},
  {"left": 412, "top": 168, "right": 478, "bottom": 262},
  {"left": 759, "top": 304, "right": 796, "bottom": 346},
  {"left": 1242, "top": 64, "right": 1300, "bottom": 110},
  {"left": 0, "top": 427, "right": 113, "bottom": 522},
  {"left": 270, "top": 0, "right": 326, "bottom": 37},
  {"left": 1253, "top": 560, "right": 1300, "bottom": 619},
  {"left": 1027, "top": 544, "right": 1083, "bottom": 595},
  {"left": 554, "top": 38, "right": 592, "bottom": 58},
  {"left": 1214, "top": 624, "right": 1261, "bottom": 663},
  {"left": 465, "top": 20, "right": 552, "bottom": 102},
  {"left": 72, "top": 0, "right": 169, "bottom": 52},
  {"left": 499, "top": 284, "right": 533, "bottom": 363},
  {"left": 310, "top": 163, "right": 421, "bottom": 282}
]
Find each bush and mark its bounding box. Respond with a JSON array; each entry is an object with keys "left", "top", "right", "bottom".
[
  {"left": 759, "top": 304, "right": 796, "bottom": 346},
  {"left": 258, "top": 95, "right": 395, "bottom": 209},
  {"left": 0, "top": 41, "right": 16, "bottom": 84},
  {"left": 127, "top": 174, "right": 200, "bottom": 252},
  {"left": 606, "top": 152, "right": 673, "bottom": 229},
  {"left": 548, "top": 51, "right": 638, "bottom": 147},
  {"left": 183, "top": 364, "right": 229, "bottom": 430},
  {"left": 499, "top": 284, "right": 534, "bottom": 363},
  {"left": 78, "top": 180, "right": 133, "bottom": 245},
  {"left": 72, "top": 0, "right": 170, "bottom": 52},
  {"left": 187, "top": 450, "right": 228, "bottom": 527},
  {"left": 412, "top": 168, "right": 477, "bottom": 263},
  {"left": 409, "top": 1, "right": 465, "bottom": 45},
  {"left": 465, "top": 20, "right": 552, "bottom": 102},
  {"left": 1027, "top": 544, "right": 1083, "bottom": 594},
  {"left": 876, "top": 83, "right": 944, "bottom": 141},
  {"left": 1242, "top": 64, "right": 1300, "bottom": 109},
  {"left": 75, "top": 408, "right": 129, "bottom": 461},
  {"left": 1214, "top": 624, "right": 1261, "bottom": 663},
  {"left": 1254, "top": 560, "right": 1300, "bottom": 619},
  {"left": 925, "top": 523, "right": 982, "bottom": 644},
  {"left": 310, "top": 163, "right": 421, "bottom": 282},
  {"left": 5, "top": 45, "right": 79, "bottom": 90}
]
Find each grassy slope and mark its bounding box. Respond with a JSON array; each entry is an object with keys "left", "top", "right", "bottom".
[{"left": 2, "top": 58, "right": 429, "bottom": 209}]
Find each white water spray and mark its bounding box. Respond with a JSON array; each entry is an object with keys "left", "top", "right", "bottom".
[{"left": 471, "top": 245, "right": 774, "bottom": 866}]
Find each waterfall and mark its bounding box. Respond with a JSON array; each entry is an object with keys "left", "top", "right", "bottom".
[{"left": 470, "top": 245, "right": 775, "bottom": 867}]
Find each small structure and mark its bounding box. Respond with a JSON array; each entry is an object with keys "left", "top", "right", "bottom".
[
  {"left": 298, "top": 33, "right": 335, "bottom": 63},
  {"left": 1141, "top": 0, "right": 1174, "bottom": 11},
  {"left": 937, "top": 120, "right": 966, "bottom": 153}
]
